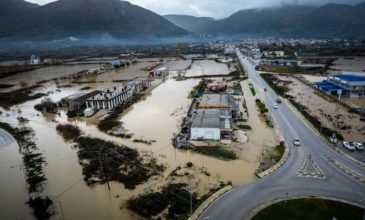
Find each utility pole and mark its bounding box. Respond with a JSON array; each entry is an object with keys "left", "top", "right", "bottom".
[
  {"left": 99, "top": 153, "right": 110, "bottom": 190},
  {"left": 189, "top": 176, "right": 193, "bottom": 217}
]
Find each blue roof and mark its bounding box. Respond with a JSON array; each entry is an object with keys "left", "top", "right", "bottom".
[
  {"left": 334, "top": 74, "right": 365, "bottom": 82},
  {"left": 314, "top": 81, "right": 344, "bottom": 92}
]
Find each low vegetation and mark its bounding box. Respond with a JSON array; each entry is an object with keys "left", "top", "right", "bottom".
[
  {"left": 127, "top": 182, "right": 229, "bottom": 219},
  {"left": 193, "top": 146, "right": 237, "bottom": 160},
  {"left": 238, "top": 124, "right": 252, "bottom": 130},
  {"left": 0, "top": 85, "right": 45, "bottom": 108},
  {"left": 260, "top": 73, "right": 290, "bottom": 97},
  {"left": 253, "top": 198, "right": 364, "bottom": 220},
  {"left": 287, "top": 97, "right": 344, "bottom": 141},
  {"left": 133, "top": 139, "right": 156, "bottom": 145},
  {"left": 260, "top": 73, "right": 343, "bottom": 140},
  {"left": 34, "top": 97, "right": 58, "bottom": 113},
  {"left": 189, "top": 79, "right": 210, "bottom": 98},
  {"left": 248, "top": 83, "right": 256, "bottom": 96},
  {"left": 0, "top": 122, "right": 53, "bottom": 219},
  {"left": 98, "top": 94, "right": 143, "bottom": 133},
  {"left": 73, "top": 136, "right": 164, "bottom": 189},
  {"left": 56, "top": 124, "right": 82, "bottom": 141}
]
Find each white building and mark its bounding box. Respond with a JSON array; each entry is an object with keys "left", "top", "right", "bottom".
[
  {"left": 30, "top": 55, "right": 41, "bottom": 65},
  {"left": 86, "top": 86, "right": 134, "bottom": 110},
  {"left": 126, "top": 77, "right": 151, "bottom": 93},
  {"left": 153, "top": 67, "right": 168, "bottom": 77}
]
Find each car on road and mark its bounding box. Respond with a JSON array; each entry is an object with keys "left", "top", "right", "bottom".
[
  {"left": 293, "top": 138, "right": 301, "bottom": 146},
  {"left": 343, "top": 141, "right": 356, "bottom": 151},
  {"left": 273, "top": 104, "right": 278, "bottom": 109},
  {"left": 353, "top": 142, "right": 364, "bottom": 151},
  {"left": 276, "top": 99, "right": 282, "bottom": 104}
]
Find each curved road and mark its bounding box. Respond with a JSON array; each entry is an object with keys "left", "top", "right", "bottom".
[{"left": 199, "top": 51, "right": 365, "bottom": 219}]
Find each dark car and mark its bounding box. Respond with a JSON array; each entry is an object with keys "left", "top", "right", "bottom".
[{"left": 276, "top": 99, "right": 282, "bottom": 104}]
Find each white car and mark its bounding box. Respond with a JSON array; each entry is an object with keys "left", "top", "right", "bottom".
[
  {"left": 293, "top": 138, "right": 301, "bottom": 146},
  {"left": 273, "top": 104, "right": 278, "bottom": 109},
  {"left": 343, "top": 141, "right": 356, "bottom": 151},
  {"left": 353, "top": 142, "right": 364, "bottom": 151}
]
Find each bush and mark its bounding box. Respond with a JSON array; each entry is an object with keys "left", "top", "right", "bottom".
[
  {"left": 238, "top": 124, "right": 252, "bottom": 130},
  {"left": 194, "top": 146, "right": 237, "bottom": 160},
  {"left": 56, "top": 124, "right": 81, "bottom": 141},
  {"left": 248, "top": 83, "right": 256, "bottom": 96}
]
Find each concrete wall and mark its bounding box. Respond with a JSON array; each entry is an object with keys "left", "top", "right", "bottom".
[{"left": 190, "top": 128, "right": 220, "bottom": 140}]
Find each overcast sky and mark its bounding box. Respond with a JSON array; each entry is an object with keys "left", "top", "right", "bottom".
[{"left": 26, "top": 0, "right": 363, "bottom": 18}]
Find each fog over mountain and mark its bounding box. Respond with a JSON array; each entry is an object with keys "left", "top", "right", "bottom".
[
  {"left": 27, "top": 0, "right": 364, "bottom": 18},
  {"left": 0, "top": 0, "right": 364, "bottom": 50}
]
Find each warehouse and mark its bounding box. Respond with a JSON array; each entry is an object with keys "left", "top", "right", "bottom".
[
  {"left": 198, "top": 93, "right": 238, "bottom": 118},
  {"left": 314, "top": 72, "right": 365, "bottom": 97},
  {"left": 190, "top": 109, "right": 233, "bottom": 141}
]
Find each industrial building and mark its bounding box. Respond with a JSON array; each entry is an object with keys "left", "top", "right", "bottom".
[
  {"left": 86, "top": 86, "right": 134, "bottom": 110},
  {"left": 198, "top": 93, "right": 238, "bottom": 118},
  {"left": 126, "top": 77, "right": 151, "bottom": 93},
  {"left": 314, "top": 72, "right": 365, "bottom": 97},
  {"left": 190, "top": 109, "right": 233, "bottom": 140},
  {"left": 189, "top": 93, "right": 238, "bottom": 141}
]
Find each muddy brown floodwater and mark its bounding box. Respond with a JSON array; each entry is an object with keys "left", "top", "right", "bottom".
[
  {"left": 185, "top": 60, "right": 230, "bottom": 77},
  {"left": 0, "top": 59, "right": 278, "bottom": 220}
]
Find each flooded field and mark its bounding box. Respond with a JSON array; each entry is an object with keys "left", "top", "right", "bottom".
[
  {"left": 0, "top": 64, "right": 101, "bottom": 91},
  {"left": 0, "top": 56, "right": 277, "bottom": 219},
  {"left": 330, "top": 57, "right": 365, "bottom": 73},
  {"left": 185, "top": 60, "right": 231, "bottom": 77},
  {"left": 0, "top": 141, "right": 31, "bottom": 220},
  {"left": 277, "top": 75, "right": 365, "bottom": 142}
]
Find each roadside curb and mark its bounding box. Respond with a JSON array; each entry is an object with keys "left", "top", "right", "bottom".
[
  {"left": 326, "top": 155, "right": 365, "bottom": 182},
  {"left": 244, "top": 195, "right": 365, "bottom": 220},
  {"left": 256, "top": 142, "right": 290, "bottom": 178},
  {"left": 188, "top": 185, "right": 233, "bottom": 220},
  {"left": 283, "top": 98, "right": 365, "bottom": 168}
]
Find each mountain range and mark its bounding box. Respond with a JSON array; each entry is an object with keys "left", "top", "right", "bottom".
[
  {"left": 164, "top": 2, "right": 365, "bottom": 38},
  {"left": 0, "top": 0, "right": 187, "bottom": 41},
  {"left": 0, "top": 0, "right": 364, "bottom": 47}
]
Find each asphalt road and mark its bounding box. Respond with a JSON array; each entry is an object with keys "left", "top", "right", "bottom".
[{"left": 199, "top": 51, "right": 365, "bottom": 220}]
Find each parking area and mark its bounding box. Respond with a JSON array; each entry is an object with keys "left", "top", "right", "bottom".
[{"left": 337, "top": 142, "right": 365, "bottom": 163}]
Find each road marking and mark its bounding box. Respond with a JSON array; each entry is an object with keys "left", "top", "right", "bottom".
[{"left": 297, "top": 155, "right": 325, "bottom": 178}]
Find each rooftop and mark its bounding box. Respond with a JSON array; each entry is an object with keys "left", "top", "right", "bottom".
[
  {"left": 191, "top": 109, "right": 232, "bottom": 130},
  {"left": 333, "top": 74, "right": 365, "bottom": 82},
  {"left": 199, "top": 93, "right": 234, "bottom": 109},
  {"left": 127, "top": 77, "right": 149, "bottom": 85},
  {"left": 87, "top": 86, "right": 132, "bottom": 101}
]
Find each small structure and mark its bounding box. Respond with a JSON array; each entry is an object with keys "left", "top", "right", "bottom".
[
  {"left": 190, "top": 109, "right": 233, "bottom": 140},
  {"left": 30, "top": 55, "right": 41, "bottom": 65},
  {"left": 110, "top": 60, "right": 124, "bottom": 68},
  {"left": 153, "top": 67, "right": 168, "bottom": 77},
  {"left": 127, "top": 77, "right": 150, "bottom": 93},
  {"left": 86, "top": 86, "right": 134, "bottom": 110},
  {"left": 66, "top": 91, "right": 102, "bottom": 112}
]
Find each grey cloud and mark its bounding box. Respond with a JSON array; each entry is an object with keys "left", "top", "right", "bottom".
[{"left": 27, "top": 0, "right": 364, "bottom": 18}]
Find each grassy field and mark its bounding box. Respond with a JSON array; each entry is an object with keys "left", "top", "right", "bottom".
[{"left": 253, "top": 198, "right": 364, "bottom": 220}]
